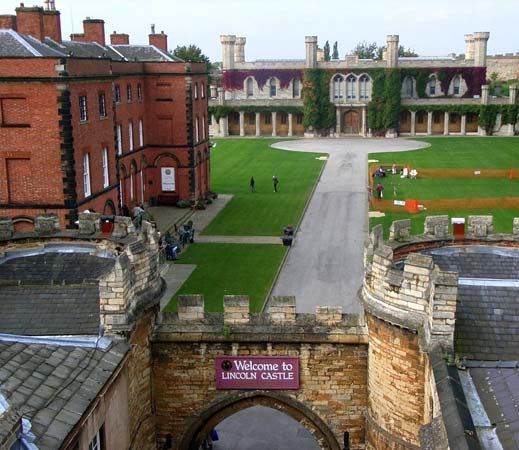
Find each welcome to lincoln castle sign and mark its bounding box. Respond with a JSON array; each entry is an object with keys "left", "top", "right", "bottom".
[{"left": 216, "top": 356, "right": 300, "bottom": 389}]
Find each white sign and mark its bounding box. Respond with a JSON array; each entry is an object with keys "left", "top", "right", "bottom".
[
  {"left": 161, "top": 167, "right": 175, "bottom": 192},
  {"left": 451, "top": 218, "right": 465, "bottom": 224},
  {"left": 394, "top": 200, "right": 406, "bottom": 206}
]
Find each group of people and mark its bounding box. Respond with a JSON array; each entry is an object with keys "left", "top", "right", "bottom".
[
  {"left": 249, "top": 176, "right": 279, "bottom": 193},
  {"left": 161, "top": 221, "right": 195, "bottom": 261}
]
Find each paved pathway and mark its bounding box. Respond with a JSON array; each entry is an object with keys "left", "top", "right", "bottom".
[{"left": 271, "top": 138, "right": 429, "bottom": 313}]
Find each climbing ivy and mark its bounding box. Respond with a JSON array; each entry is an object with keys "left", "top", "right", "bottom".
[
  {"left": 302, "top": 69, "right": 335, "bottom": 134},
  {"left": 367, "top": 69, "right": 401, "bottom": 132}
]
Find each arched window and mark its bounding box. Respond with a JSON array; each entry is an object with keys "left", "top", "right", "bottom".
[
  {"left": 269, "top": 78, "right": 277, "bottom": 97},
  {"left": 246, "top": 78, "right": 254, "bottom": 98},
  {"left": 453, "top": 75, "right": 461, "bottom": 96},
  {"left": 359, "top": 75, "right": 370, "bottom": 100},
  {"left": 404, "top": 77, "right": 414, "bottom": 97},
  {"left": 346, "top": 75, "right": 356, "bottom": 100},
  {"left": 333, "top": 75, "right": 343, "bottom": 100},
  {"left": 428, "top": 76, "right": 437, "bottom": 96},
  {"left": 292, "top": 78, "right": 301, "bottom": 98}
]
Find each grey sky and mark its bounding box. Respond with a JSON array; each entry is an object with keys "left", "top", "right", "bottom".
[{"left": 3, "top": 0, "right": 518, "bottom": 61}]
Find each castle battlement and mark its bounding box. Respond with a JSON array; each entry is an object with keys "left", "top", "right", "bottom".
[{"left": 156, "top": 295, "right": 367, "bottom": 342}]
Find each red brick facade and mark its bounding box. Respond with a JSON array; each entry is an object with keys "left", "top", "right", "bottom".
[{"left": 0, "top": 4, "right": 210, "bottom": 229}]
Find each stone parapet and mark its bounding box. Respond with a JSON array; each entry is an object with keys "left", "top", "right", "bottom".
[
  {"left": 389, "top": 219, "right": 411, "bottom": 241},
  {"left": 466, "top": 215, "right": 493, "bottom": 237},
  {"left": 34, "top": 214, "right": 59, "bottom": 235},
  {"left": 424, "top": 215, "right": 450, "bottom": 238},
  {"left": 0, "top": 217, "right": 14, "bottom": 240},
  {"left": 223, "top": 295, "right": 250, "bottom": 324}
]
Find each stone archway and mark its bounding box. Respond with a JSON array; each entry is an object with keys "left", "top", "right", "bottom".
[
  {"left": 343, "top": 110, "right": 360, "bottom": 134},
  {"left": 179, "top": 391, "right": 341, "bottom": 450}
]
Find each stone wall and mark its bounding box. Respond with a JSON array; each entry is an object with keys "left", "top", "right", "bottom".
[
  {"left": 152, "top": 296, "right": 368, "bottom": 450},
  {"left": 487, "top": 55, "right": 519, "bottom": 80}
]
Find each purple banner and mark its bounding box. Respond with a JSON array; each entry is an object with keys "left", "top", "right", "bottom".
[{"left": 215, "top": 356, "right": 300, "bottom": 390}]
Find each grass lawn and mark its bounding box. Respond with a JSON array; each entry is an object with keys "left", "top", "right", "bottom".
[
  {"left": 370, "top": 137, "right": 519, "bottom": 169},
  {"left": 164, "top": 243, "right": 286, "bottom": 313},
  {"left": 371, "top": 209, "right": 517, "bottom": 240},
  {"left": 203, "top": 139, "right": 325, "bottom": 236}
]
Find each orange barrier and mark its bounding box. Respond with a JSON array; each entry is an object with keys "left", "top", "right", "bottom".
[{"left": 369, "top": 164, "right": 519, "bottom": 179}]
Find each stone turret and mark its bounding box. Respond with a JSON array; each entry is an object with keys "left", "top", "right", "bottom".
[
  {"left": 220, "top": 34, "right": 236, "bottom": 70},
  {"left": 386, "top": 34, "right": 399, "bottom": 68},
  {"left": 464, "top": 33, "right": 475, "bottom": 60},
  {"left": 234, "top": 36, "right": 246, "bottom": 63},
  {"left": 473, "top": 31, "right": 490, "bottom": 67},
  {"left": 305, "top": 35, "right": 318, "bottom": 68}
]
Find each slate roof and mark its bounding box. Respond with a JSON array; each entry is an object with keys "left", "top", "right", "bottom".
[
  {"left": 44, "top": 39, "right": 123, "bottom": 60},
  {"left": 469, "top": 366, "right": 519, "bottom": 450},
  {"left": 0, "top": 253, "right": 113, "bottom": 336},
  {"left": 110, "top": 44, "right": 175, "bottom": 62},
  {"left": 0, "top": 339, "right": 128, "bottom": 450}
]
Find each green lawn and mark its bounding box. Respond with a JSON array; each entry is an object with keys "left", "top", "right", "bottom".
[
  {"left": 369, "top": 137, "right": 519, "bottom": 237},
  {"left": 203, "top": 139, "right": 325, "bottom": 236},
  {"left": 374, "top": 174, "right": 519, "bottom": 200},
  {"left": 370, "top": 137, "right": 519, "bottom": 169},
  {"left": 165, "top": 244, "right": 286, "bottom": 313}
]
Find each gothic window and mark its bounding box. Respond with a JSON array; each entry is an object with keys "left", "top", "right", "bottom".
[
  {"left": 292, "top": 78, "right": 301, "bottom": 98},
  {"left": 333, "top": 75, "right": 343, "bottom": 100},
  {"left": 404, "top": 77, "right": 414, "bottom": 97},
  {"left": 246, "top": 77, "right": 254, "bottom": 97},
  {"left": 453, "top": 75, "right": 461, "bottom": 96},
  {"left": 346, "top": 75, "right": 357, "bottom": 99},
  {"left": 429, "top": 76, "right": 437, "bottom": 96},
  {"left": 269, "top": 78, "right": 277, "bottom": 97},
  {"left": 359, "top": 75, "right": 370, "bottom": 100}
]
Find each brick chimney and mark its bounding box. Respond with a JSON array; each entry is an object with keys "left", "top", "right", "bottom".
[
  {"left": 0, "top": 15, "right": 17, "bottom": 30},
  {"left": 83, "top": 18, "right": 105, "bottom": 45},
  {"left": 149, "top": 25, "right": 168, "bottom": 52},
  {"left": 15, "top": 4, "right": 44, "bottom": 40},
  {"left": 110, "top": 31, "right": 129, "bottom": 45},
  {"left": 42, "top": 9, "right": 61, "bottom": 42}
]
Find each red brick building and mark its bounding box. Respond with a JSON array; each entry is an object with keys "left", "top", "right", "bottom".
[{"left": 0, "top": 2, "right": 210, "bottom": 230}]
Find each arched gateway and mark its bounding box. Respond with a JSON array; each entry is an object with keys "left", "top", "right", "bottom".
[{"left": 179, "top": 392, "right": 340, "bottom": 450}]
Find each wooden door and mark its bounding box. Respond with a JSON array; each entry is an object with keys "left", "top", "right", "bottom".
[{"left": 343, "top": 110, "right": 360, "bottom": 134}]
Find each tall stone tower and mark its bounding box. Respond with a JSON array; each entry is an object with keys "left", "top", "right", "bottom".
[
  {"left": 473, "top": 31, "right": 490, "bottom": 67},
  {"left": 220, "top": 34, "right": 236, "bottom": 70},
  {"left": 305, "top": 35, "right": 318, "bottom": 68},
  {"left": 386, "top": 35, "right": 399, "bottom": 68},
  {"left": 464, "top": 33, "right": 475, "bottom": 60},
  {"left": 234, "top": 36, "right": 246, "bottom": 63}
]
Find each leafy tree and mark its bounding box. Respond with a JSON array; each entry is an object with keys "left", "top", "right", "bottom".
[
  {"left": 351, "top": 41, "right": 379, "bottom": 59},
  {"left": 399, "top": 46, "right": 418, "bottom": 57},
  {"left": 172, "top": 44, "right": 210, "bottom": 63},
  {"left": 323, "top": 41, "right": 331, "bottom": 61},
  {"left": 332, "top": 41, "right": 339, "bottom": 60}
]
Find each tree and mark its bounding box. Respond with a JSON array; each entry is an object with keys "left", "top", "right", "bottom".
[
  {"left": 332, "top": 41, "right": 339, "bottom": 60},
  {"left": 323, "top": 41, "right": 331, "bottom": 61},
  {"left": 351, "top": 41, "right": 379, "bottom": 59},
  {"left": 399, "top": 46, "right": 418, "bottom": 57},
  {"left": 172, "top": 44, "right": 210, "bottom": 64}
]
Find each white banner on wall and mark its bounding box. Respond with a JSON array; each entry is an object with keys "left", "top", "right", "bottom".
[{"left": 161, "top": 167, "right": 175, "bottom": 191}]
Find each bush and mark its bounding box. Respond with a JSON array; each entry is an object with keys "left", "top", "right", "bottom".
[{"left": 176, "top": 199, "right": 190, "bottom": 208}]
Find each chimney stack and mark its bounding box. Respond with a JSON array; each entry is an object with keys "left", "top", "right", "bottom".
[
  {"left": 42, "top": 0, "right": 61, "bottom": 43},
  {"left": 149, "top": 29, "right": 168, "bottom": 52},
  {"left": 15, "top": 4, "right": 44, "bottom": 40},
  {"left": 0, "top": 15, "right": 17, "bottom": 30},
  {"left": 110, "top": 31, "right": 129, "bottom": 45},
  {"left": 82, "top": 18, "right": 105, "bottom": 45}
]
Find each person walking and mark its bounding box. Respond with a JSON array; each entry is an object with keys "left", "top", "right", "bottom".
[
  {"left": 375, "top": 183, "right": 384, "bottom": 199},
  {"left": 272, "top": 175, "right": 279, "bottom": 192},
  {"left": 250, "top": 176, "right": 256, "bottom": 192}
]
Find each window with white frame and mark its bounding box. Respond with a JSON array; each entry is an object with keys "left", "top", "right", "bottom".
[
  {"left": 346, "top": 75, "right": 356, "bottom": 99},
  {"left": 404, "top": 77, "right": 414, "bottom": 97},
  {"left": 137, "top": 83, "right": 143, "bottom": 101},
  {"left": 79, "top": 95, "right": 88, "bottom": 122},
  {"left": 333, "top": 75, "right": 343, "bottom": 100},
  {"left": 202, "top": 115, "right": 205, "bottom": 140},
  {"left": 269, "top": 78, "right": 277, "bottom": 97},
  {"left": 115, "top": 85, "right": 121, "bottom": 103},
  {"left": 453, "top": 75, "right": 461, "bottom": 96},
  {"left": 195, "top": 116, "right": 199, "bottom": 143},
  {"left": 116, "top": 124, "right": 122, "bottom": 155},
  {"left": 102, "top": 147, "right": 109, "bottom": 188},
  {"left": 127, "top": 84, "right": 132, "bottom": 102},
  {"left": 139, "top": 119, "right": 144, "bottom": 147},
  {"left": 128, "top": 121, "right": 134, "bottom": 151},
  {"left": 359, "top": 75, "right": 370, "bottom": 100},
  {"left": 194, "top": 83, "right": 198, "bottom": 100},
  {"left": 83, "top": 153, "right": 91, "bottom": 197},
  {"left": 87, "top": 425, "right": 104, "bottom": 450},
  {"left": 246, "top": 78, "right": 254, "bottom": 98},
  {"left": 201, "top": 82, "right": 205, "bottom": 98},
  {"left": 130, "top": 170, "right": 134, "bottom": 200},
  {"left": 98, "top": 92, "right": 106, "bottom": 118},
  {"left": 429, "top": 76, "right": 437, "bottom": 96},
  {"left": 292, "top": 78, "right": 301, "bottom": 98}
]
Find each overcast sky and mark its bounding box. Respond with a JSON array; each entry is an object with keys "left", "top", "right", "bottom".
[{"left": 4, "top": 0, "right": 518, "bottom": 61}]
